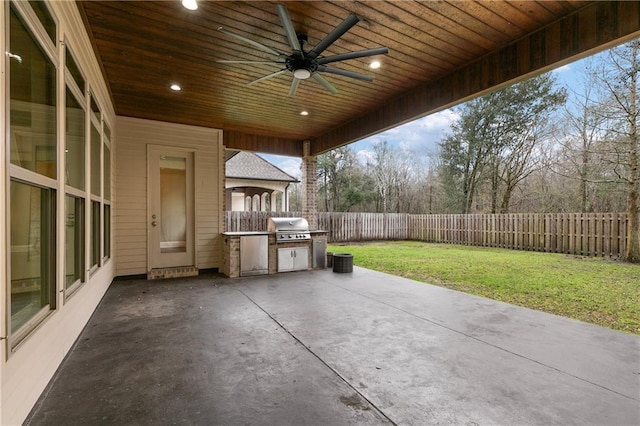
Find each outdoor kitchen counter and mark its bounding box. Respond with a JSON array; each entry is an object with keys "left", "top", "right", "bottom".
[{"left": 221, "top": 231, "right": 328, "bottom": 278}]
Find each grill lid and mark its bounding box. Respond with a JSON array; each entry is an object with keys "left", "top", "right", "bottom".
[{"left": 268, "top": 217, "right": 309, "bottom": 232}]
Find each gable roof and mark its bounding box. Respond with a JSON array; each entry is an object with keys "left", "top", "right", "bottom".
[{"left": 226, "top": 151, "right": 298, "bottom": 183}]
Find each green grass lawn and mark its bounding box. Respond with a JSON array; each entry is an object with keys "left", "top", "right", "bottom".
[{"left": 328, "top": 241, "right": 640, "bottom": 335}]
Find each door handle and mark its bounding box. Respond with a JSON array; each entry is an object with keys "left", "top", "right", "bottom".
[{"left": 151, "top": 221, "right": 157, "bottom": 227}]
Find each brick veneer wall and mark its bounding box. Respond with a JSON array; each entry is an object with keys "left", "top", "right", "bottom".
[
  {"left": 302, "top": 141, "right": 318, "bottom": 230},
  {"left": 222, "top": 235, "right": 240, "bottom": 277}
]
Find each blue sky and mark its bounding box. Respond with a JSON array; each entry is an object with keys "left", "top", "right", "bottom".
[{"left": 260, "top": 61, "right": 583, "bottom": 179}]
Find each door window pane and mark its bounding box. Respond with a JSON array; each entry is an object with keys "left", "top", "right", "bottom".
[
  {"left": 65, "top": 87, "right": 85, "bottom": 189},
  {"left": 91, "top": 201, "right": 100, "bottom": 268},
  {"left": 90, "top": 123, "right": 101, "bottom": 196},
  {"left": 65, "top": 196, "right": 85, "bottom": 289},
  {"left": 10, "top": 180, "right": 55, "bottom": 333},
  {"left": 9, "top": 6, "right": 57, "bottom": 179},
  {"left": 160, "top": 156, "right": 187, "bottom": 253}
]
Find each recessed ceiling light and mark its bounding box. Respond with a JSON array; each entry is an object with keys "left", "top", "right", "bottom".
[
  {"left": 370, "top": 61, "right": 381, "bottom": 69},
  {"left": 170, "top": 84, "right": 182, "bottom": 91},
  {"left": 300, "top": 111, "right": 309, "bottom": 116},
  {"left": 182, "top": 0, "right": 198, "bottom": 11}
]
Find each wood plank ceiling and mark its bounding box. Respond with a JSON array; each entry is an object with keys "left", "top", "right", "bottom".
[{"left": 78, "top": 1, "right": 640, "bottom": 156}]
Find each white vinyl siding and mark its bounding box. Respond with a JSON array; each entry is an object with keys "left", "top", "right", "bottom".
[{"left": 115, "top": 117, "right": 223, "bottom": 276}]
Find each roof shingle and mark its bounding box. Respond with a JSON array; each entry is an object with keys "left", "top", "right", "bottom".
[{"left": 226, "top": 151, "right": 298, "bottom": 182}]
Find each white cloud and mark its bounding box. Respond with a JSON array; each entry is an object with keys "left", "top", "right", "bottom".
[
  {"left": 258, "top": 154, "right": 301, "bottom": 179},
  {"left": 259, "top": 109, "right": 460, "bottom": 171},
  {"left": 351, "top": 109, "right": 459, "bottom": 156},
  {"left": 553, "top": 64, "right": 572, "bottom": 74},
  {"left": 278, "top": 158, "right": 302, "bottom": 179}
]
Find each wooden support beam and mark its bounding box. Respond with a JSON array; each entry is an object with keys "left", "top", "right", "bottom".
[{"left": 224, "top": 131, "right": 303, "bottom": 157}]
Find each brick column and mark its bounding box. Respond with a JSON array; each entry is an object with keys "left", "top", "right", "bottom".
[{"left": 301, "top": 140, "right": 318, "bottom": 230}]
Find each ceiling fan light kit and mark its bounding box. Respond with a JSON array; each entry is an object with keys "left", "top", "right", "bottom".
[
  {"left": 293, "top": 69, "right": 312, "bottom": 80},
  {"left": 217, "top": 3, "right": 389, "bottom": 97}
]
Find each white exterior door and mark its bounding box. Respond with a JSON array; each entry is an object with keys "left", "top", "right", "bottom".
[{"left": 148, "top": 146, "right": 195, "bottom": 270}]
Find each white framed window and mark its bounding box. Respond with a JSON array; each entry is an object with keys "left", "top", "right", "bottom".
[
  {"left": 5, "top": 0, "right": 114, "bottom": 352},
  {"left": 103, "top": 121, "right": 111, "bottom": 262},
  {"left": 89, "top": 96, "right": 101, "bottom": 271},
  {"left": 90, "top": 199, "right": 100, "bottom": 270},
  {"left": 64, "top": 194, "right": 84, "bottom": 294},
  {"left": 7, "top": 1, "right": 59, "bottom": 347},
  {"left": 63, "top": 42, "right": 88, "bottom": 297}
]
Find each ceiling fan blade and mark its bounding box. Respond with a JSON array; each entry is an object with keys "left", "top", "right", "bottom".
[
  {"left": 317, "top": 47, "right": 389, "bottom": 65},
  {"left": 218, "top": 27, "right": 283, "bottom": 57},
  {"left": 289, "top": 78, "right": 300, "bottom": 97},
  {"left": 275, "top": 4, "right": 303, "bottom": 58},
  {"left": 306, "top": 13, "right": 360, "bottom": 60},
  {"left": 217, "top": 60, "right": 285, "bottom": 64},
  {"left": 312, "top": 73, "right": 338, "bottom": 94},
  {"left": 248, "top": 70, "right": 288, "bottom": 86},
  {"left": 317, "top": 66, "right": 374, "bottom": 82}
]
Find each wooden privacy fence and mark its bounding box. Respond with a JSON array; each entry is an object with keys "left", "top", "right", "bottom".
[
  {"left": 407, "top": 213, "right": 627, "bottom": 257},
  {"left": 224, "top": 211, "right": 629, "bottom": 258},
  {"left": 321, "top": 212, "right": 410, "bottom": 242},
  {"left": 224, "top": 211, "right": 301, "bottom": 232}
]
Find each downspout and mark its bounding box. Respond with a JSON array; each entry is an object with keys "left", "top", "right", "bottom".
[{"left": 284, "top": 182, "right": 290, "bottom": 212}]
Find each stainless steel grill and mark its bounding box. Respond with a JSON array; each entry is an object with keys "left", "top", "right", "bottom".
[{"left": 268, "top": 217, "right": 311, "bottom": 243}]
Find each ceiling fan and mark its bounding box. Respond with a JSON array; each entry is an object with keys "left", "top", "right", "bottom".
[{"left": 216, "top": 3, "right": 389, "bottom": 97}]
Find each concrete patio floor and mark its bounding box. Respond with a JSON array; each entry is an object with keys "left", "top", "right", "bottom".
[{"left": 27, "top": 267, "right": 639, "bottom": 425}]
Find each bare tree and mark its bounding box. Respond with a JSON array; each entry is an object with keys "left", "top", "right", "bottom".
[
  {"left": 551, "top": 60, "right": 614, "bottom": 213},
  {"left": 317, "top": 147, "right": 362, "bottom": 212},
  {"left": 595, "top": 40, "right": 640, "bottom": 262},
  {"left": 367, "top": 141, "right": 416, "bottom": 213}
]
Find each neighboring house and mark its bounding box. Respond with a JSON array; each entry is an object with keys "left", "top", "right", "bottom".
[{"left": 225, "top": 151, "right": 298, "bottom": 212}]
